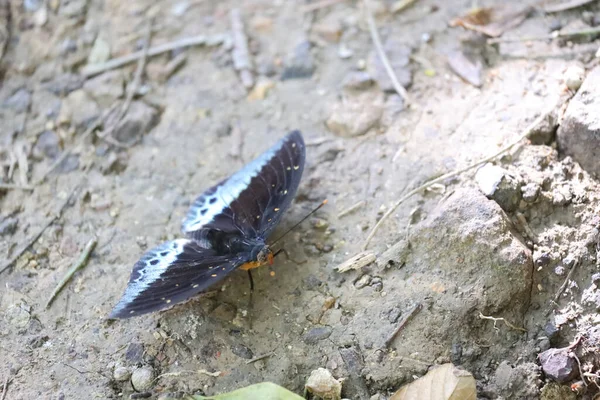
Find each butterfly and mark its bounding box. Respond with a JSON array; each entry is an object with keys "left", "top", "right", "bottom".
[{"left": 110, "top": 131, "right": 306, "bottom": 319}]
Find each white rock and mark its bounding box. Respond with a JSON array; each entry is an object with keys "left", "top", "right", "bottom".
[
  {"left": 305, "top": 368, "right": 342, "bottom": 400},
  {"left": 564, "top": 65, "right": 585, "bottom": 91}
]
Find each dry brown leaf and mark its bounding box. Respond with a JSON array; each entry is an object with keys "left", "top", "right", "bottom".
[
  {"left": 450, "top": 5, "right": 532, "bottom": 37},
  {"left": 390, "top": 363, "right": 476, "bottom": 400}
]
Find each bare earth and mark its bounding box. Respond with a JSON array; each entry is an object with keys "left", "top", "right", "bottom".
[{"left": 1, "top": 1, "right": 600, "bottom": 399}]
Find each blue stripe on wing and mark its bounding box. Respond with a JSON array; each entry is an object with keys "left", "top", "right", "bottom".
[
  {"left": 181, "top": 130, "right": 305, "bottom": 240},
  {"left": 109, "top": 239, "right": 247, "bottom": 319}
]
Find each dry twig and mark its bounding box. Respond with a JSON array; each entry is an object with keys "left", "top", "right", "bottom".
[
  {"left": 385, "top": 303, "right": 422, "bottom": 347},
  {"left": 478, "top": 312, "right": 527, "bottom": 333},
  {"left": 302, "top": 0, "right": 347, "bottom": 12},
  {"left": 363, "top": 0, "right": 411, "bottom": 105},
  {"left": 45, "top": 238, "right": 98, "bottom": 309},
  {"left": 1, "top": 375, "right": 8, "bottom": 400},
  {"left": 488, "top": 26, "right": 600, "bottom": 44},
  {"left": 98, "top": 20, "right": 153, "bottom": 148},
  {"left": 542, "top": 0, "right": 597, "bottom": 13},
  {"left": 0, "top": 183, "right": 34, "bottom": 191},
  {"left": 246, "top": 352, "right": 275, "bottom": 364},
  {"left": 552, "top": 259, "right": 580, "bottom": 304},
  {"left": 81, "top": 33, "right": 229, "bottom": 77},
  {"left": 338, "top": 200, "right": 366, "bottom": 218},
  {"left": 230, "top": 9, "right": 254, "bottom": 89},
  {"left": 0, "top": 185, "right": 80, "bottom": 275},
  {"left": 362, "top": 106, "right": 556, "bottom": 250}
]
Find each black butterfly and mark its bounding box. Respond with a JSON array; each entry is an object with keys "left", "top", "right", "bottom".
[{"left": 110, "top": 131, "right": 305, "bottom": 319}]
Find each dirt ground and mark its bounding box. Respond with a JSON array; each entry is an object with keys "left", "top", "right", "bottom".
[{"left": 2, "top": 0, "right": 600, "bottom": 399}]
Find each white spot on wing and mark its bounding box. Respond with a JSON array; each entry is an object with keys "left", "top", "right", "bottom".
[{"left": 181, "top": 135, "right": 289, "bottom": 233}]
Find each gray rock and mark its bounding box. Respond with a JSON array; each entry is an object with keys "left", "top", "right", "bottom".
[
  {"left": 527, "top": 110, "right": 557, "bottom": 145},
  {"left": 113, "top": 366, "right": 131, "bottom": 382},
  {"left": 304, "top": 326, "right": 332, "bottom": 344},
  {"left": 493, "top": 361, "right": 541, "bottom": 399},
  {"left": 33, "top": 131, "right": 61, "bottom": 159},
  {"left": 475, "top": 164, "right": 522, "bottom": 212},
  {"left": 538, "top": 348, "right": 578, "bottom": 383},
  {"left": 125, "top": 342, "right": 145, "bottom": 364},
  {"left": 367, "top": 39, "right": 412, "bottom": 92},
  {"left": 83, "top": 71, "right": 124, "bottom": 107},
  {"left": 3, "top": 88, "right": 31, "bottom": 112},
  {"left": 543, "top": 321, "right": 560, "bottom": 345},
  {"left": 557, "top": 66, "right": 600, "bottom": 177},
  {"left": 342, "top": 71, "right": 374, "bottom": 91},
  {"left": 58, "top": 89, "right": 100, "bottom": 129},
  {"left": 521, "top": 182, "right": 540, "bottom": 203},
  {"left": 113, "top": 101, "right": 159, "bottom": 143},
  {"left": 56, "top": 154, "right": 79, "bottom": 174},
  {"left": 0, "top": 217, "right": 18, "bottom": 236},
  {"left": 326, "top": 91, "right": 384, "bottom": 137},
  {"left": 231, "top": 343, "right": 254, "bottom": 359},
  {"left": 131, "top": 366, "right": 154, "bottom": 391},
  {"left": 354, "top": 275, "right": 371, "bottom": 289},
  {"left": 410, "top": 188, "right": 532, "bottom": 317},
  {"left": 281, "top": 41, "right": 315, "bottom": 80}
]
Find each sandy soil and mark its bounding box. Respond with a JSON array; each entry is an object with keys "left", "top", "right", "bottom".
[{"left": 1, "top": 0, "right": 600, "bottom": 399}]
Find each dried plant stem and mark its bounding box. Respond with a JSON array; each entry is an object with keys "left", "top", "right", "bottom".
[
  {"left": 479, "top": 312, "right": 527, "bottom": 333},
  {"left": 362, "top": 107, "right": 553, "bottom": 250},
  {"left": 385, "top": 303, "right": 422, "bottom": 348},
  {"left": 0, "top": 185, "right": 80, "bottom": 275},
  {"left": 45, "top": 238, "right": 98, "bottom": 309},
  {"left": 362, "top": 0, "right": 411, "bottom": 105}
]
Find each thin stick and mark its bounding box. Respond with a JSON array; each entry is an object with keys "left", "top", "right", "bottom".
[
  {"left": 0, "top": 183, "right": 34, "bottom": 191},
  {"left": 363, "top": 0, "right": 411, "bottom": 105},
  {"left": 81, "top": 33, "right": 229, "bottom": 77},
  {"left": 488, "top": 26, "right": 600, "bottom": 44},
  {"left": 385, "top": 302, "right": 422, "bottom": 348},
  {"left": 0, "top": 185, "right": 80, "bottom": 275},
  {"left": 302, "top": 0, "right": 347, "bottom": 13},
  {"left": 45, "top": 237, "right": 98, "bottom": 309},
  {"left": 362, "top": 107, "right": 553, "bottom": 250},
  {"left": 479, "top": 312, "right": 527, "bottom": 333},
  {"left": 552, "top": 260, "right": 580, "bottom": 304},
  {"left": 230, "top": 8, "right": 254, "bottom": 89},
  {"left": 338, "top": 200, "right": 366, "bottom": 218},
  {"left": 98, "top": 20, "right": 153, "bottom": 148},
  {"left": 246, "top": 352, "right": 275, "bottom": 364},
  {"left": 1, "top": 375, "right": 8, "bottom": 400}
]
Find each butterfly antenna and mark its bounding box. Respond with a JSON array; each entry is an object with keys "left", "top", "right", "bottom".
[{"left": 272, "top": 199, "right": 328, "bottom": 244}]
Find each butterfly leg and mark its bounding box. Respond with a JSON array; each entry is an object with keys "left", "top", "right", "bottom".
[
  {"left": 273, "top": 248, "right": 307, "bottom": 265},
  {"left": 247, "top": 270, "right": 255, "bottom": 329},
  {"left": 247, "top": 270, "right": 254, "bottom": 292}
]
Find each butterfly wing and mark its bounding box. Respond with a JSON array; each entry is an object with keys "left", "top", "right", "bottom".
[
  {"left": 109, "top": 239, "right": 248, "bottom": 319},
  {"left": 182, "top": 130, "right": 305, "bottom": 241}
]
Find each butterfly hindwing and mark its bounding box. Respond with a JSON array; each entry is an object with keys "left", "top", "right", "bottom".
[
  {"left": 109, "top": 239, "right": 248, "bottom": 319},
  {"left": 182, "top": 130, "right": 305, "bottom": 240}
]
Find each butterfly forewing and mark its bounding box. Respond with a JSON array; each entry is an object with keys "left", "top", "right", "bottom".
[
  {"left": 110, "top": 239, "right": 248, "bottom": 319},
  {"left": 182, "top": 131, "right": 305, "bottom": 240}
]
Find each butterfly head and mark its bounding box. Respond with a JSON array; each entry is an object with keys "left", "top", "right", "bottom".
[{"left": 257, "top": 246, "right": 274, "bottom": 266}]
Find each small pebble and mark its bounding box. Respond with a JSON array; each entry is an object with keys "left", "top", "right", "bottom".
[
  {"left": 554, "top": 266, "right": 566, "bottom": 276},
  {"left": 113, "top": 366, "right": 131, "bottom": 382},
  {"left": 305, "top": 368, "right": 342, "bottom": 400},
  {"left": 354, "top": 274, "right": 371, "bottom": 289},
  {"left": 564, "top": 65, "right": 585, "bottom": 91},
  {"left": 592, "top": 272, "right": 600, "bottom": 285},
  {"left": 131, "top": 366, "right": 154, "bottom": 391}
]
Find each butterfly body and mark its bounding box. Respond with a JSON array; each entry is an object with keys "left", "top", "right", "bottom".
[{"left": 110, "top": 131, "right": 305, "bottom": 319}]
